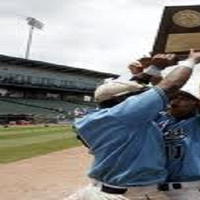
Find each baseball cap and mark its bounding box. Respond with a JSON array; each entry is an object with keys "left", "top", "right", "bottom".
[{"left": 94, "top": 81, "right": 145, "bottom": 103}]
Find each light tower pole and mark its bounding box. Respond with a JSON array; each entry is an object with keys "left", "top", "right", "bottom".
[{"left": 25, "top": 17, "right": 44, "bottom": 59}]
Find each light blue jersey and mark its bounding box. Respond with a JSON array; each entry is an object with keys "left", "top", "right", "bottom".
[
  {"left": 74, "top": 88, "right": 168, "bottom": 187},
  {"left": 156, "top": 113, "right": 200, "bottom": 182}
]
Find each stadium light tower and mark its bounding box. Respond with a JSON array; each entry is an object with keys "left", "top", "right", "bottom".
[{"left": 25, "top": 17, "right": 44, "bottom": 59}]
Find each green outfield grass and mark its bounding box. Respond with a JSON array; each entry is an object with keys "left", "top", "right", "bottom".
[{"left": 0, "top": 125, "right": 81, "bottom": 163}]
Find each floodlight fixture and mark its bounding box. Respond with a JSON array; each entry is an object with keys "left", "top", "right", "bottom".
[{"left": 25, "top": 17, "right": 44, "bottom": 59}]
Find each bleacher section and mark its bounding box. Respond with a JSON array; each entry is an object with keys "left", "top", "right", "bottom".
[
  {"left": 0, "top": 99, "right": 57, "bottom": 116},
  {"left": 0, "top": 54, "right": 119, "bottom": 124},
  {"left": 0, "top": 98, "right": 96, "bottom": 118}
]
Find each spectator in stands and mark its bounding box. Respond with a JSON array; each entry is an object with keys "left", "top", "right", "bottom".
[{"left": 65, "top": 49, "right": 200, "bottom": 200}]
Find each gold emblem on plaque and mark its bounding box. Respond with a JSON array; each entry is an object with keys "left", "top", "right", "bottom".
[{"left": 172, "top": 9, "right": 200, "bottom": 28}]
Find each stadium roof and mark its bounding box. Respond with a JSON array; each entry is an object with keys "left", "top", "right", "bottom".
[{"left": 0, "top": 54, "right": 119, "bottom": 79}]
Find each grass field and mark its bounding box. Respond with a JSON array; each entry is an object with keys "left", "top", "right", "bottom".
[{"left": 0, "top": 124, "right": 81, "bottom": 163}]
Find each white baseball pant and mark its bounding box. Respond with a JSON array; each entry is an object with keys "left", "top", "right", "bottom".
[{"left": 64, "top": 181, "right": 200, "bottom": 200}]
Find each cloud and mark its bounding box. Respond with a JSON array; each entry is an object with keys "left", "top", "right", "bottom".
[{"left": 0, "top": 0, "right": 199, "bottom": 80}]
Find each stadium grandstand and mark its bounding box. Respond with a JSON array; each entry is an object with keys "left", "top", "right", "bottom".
[{"left": 0, "top": 54, "right": 119, "bottom": 125}]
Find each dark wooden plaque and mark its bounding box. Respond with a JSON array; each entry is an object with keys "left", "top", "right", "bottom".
[{"left": 152, "top": 5, "right": 200, "bottom": 59}]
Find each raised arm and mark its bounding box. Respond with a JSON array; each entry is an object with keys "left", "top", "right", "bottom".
[{"left": 157, "top": 49, "right": 200, "bottom": 97}]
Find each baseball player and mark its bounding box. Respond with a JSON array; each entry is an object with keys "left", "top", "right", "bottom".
[
  {"left": 65, "top": 49, "right": 200, "bottom": 200},
  {"left": 155, "top": 89, "right": 200, "bottom": 199}
]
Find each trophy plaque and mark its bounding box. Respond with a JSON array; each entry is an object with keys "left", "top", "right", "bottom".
[{"left": 152, "top": 5, "right": 200, "bottom": 59}]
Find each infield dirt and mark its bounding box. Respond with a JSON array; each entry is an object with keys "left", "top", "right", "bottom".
[{"left": 0, "top": 146, "right": 91, "bottom": 200}]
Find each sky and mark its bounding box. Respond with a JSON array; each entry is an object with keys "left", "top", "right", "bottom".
[{"left": 0, "top": 0, "right": 200, "bottom": 80}]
